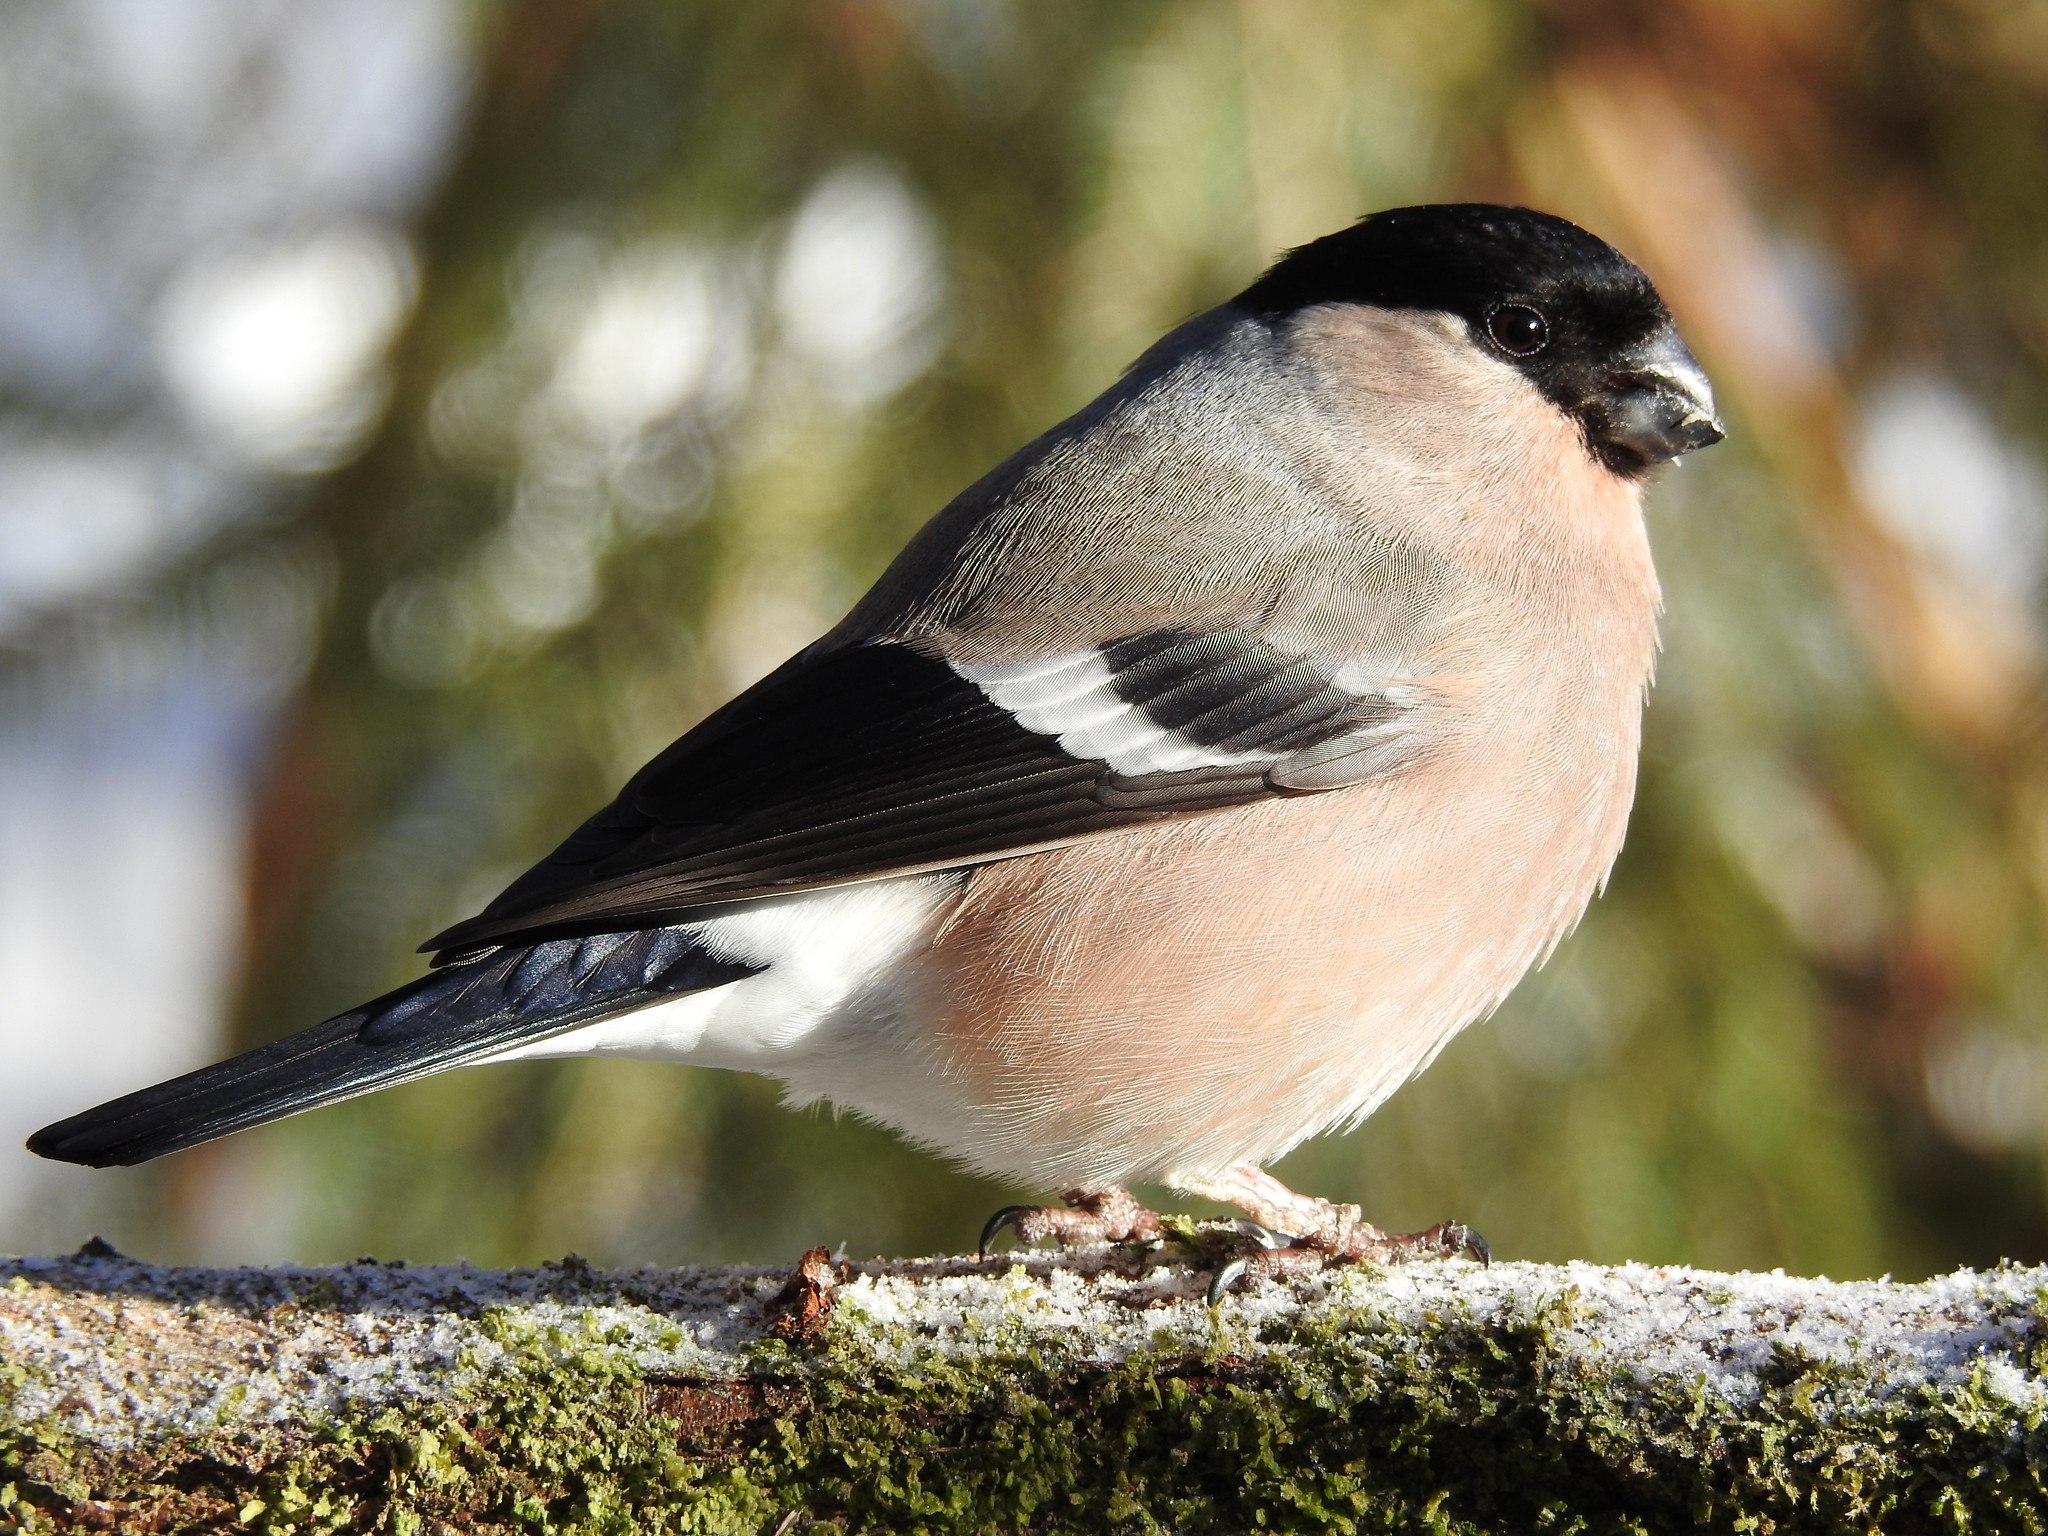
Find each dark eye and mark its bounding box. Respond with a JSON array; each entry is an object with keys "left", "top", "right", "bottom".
[{"left": 1486, "top": 303, "right": 1548, "bottom": 357}]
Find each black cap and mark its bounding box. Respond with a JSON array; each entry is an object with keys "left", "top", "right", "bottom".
[{"left": 1238, "top": 205, "right": 1719, "bottom": 475}]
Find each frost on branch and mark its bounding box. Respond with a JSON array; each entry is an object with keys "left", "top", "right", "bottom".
[{"left": 3, "top": 1245, "right": 2046, "bottom": 1532}]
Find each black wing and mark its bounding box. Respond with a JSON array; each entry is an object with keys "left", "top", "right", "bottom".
[{"left": 424, "top": 633, "right": 1422, "bottom": 955}]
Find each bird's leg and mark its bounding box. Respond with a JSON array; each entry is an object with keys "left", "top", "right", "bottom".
[
  {"left": 978, "top": 1186, "right": 1164, "bottom": 1256},
  {"left": 1173, "top": 1165, "right": 1487, "bottom": 1296}
]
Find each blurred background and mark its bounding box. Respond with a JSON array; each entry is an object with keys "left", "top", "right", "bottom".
[{"left": 3, "top": 0, "right": 2047, "bottom": 1278}]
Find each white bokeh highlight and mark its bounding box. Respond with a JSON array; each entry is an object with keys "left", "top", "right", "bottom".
[
  {"left": 1855, "top": 374, "right": 2048, "bottom": 610},
  {"left": 552, "top": 242, "right": 750, "bottom": 439},
  {"left": 774, "top": 163, "right": 946, "bottom": 405},
  {"left": 154, "top": 226, "right": 416, "bottom": 469}
]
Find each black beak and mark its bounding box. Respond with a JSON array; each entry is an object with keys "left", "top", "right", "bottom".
[{"left": 1596, "top": 326, "right": 1724, "bottom": 473}]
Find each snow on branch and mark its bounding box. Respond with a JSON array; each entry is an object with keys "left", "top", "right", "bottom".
[{"left": 3, "top": 1244, "right": 2046, "bottom": 1532}]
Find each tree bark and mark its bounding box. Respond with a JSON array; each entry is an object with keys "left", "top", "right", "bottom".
[{"left": 3, "top": 1243, "right": 2045, "bottom": 1533}]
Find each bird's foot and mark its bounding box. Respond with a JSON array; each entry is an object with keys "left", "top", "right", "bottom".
[
  {"left": 978, "top": 1186, "right": 1164, "bottom": 1257},
  {"left": 1174, "top": 1165, "right": 1489, "bottom": 1300},
  {"left": 1206, "top": 1218, "right": 1489, "bottom": 1301}
]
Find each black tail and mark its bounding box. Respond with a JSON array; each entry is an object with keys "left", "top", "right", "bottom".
[{"left": 27, "top": 926, "right": 758, "bottom": 1167}]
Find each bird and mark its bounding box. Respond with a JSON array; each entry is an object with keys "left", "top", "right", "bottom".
[{"left": 29, "top": 203, "right": 1723, "bottom": 1280}]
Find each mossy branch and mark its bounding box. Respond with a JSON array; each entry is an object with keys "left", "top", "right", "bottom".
[{"left": 3, "top": 1243, "right": 2046, "bottom": 1533}]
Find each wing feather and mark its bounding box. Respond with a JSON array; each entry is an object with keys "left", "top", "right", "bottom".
[{"left": 423, "top": 633, "right": 1427, "bottom": 955}]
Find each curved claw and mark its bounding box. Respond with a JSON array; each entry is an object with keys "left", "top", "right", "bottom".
[
  {"left": 1436, "top": 1222, "right": 1490, "bottom": 1266},
  {"left": 1207, "top": 1255, "right": 1250, "bottom": 1306},
  {"left": 978, "top": 1205, "right": 1034, "bottom": 1259},
  {"left": 1206, "top": 1221, "right": 1294, "bottom": 1303},
  {"left": 1228, "top": 1219, "right": 1297, "bottom": 1250}
]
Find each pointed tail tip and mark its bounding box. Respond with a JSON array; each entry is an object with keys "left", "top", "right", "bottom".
[
  {"left": 25, "top": 1118, "right": 77, "bottom": 1162},
  {"left": 25, "top": 1115, "right": 142, "bottom": 1168}
]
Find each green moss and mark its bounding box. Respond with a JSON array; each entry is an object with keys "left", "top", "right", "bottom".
[
  {"left": 340, "top": 1283, "right": 2048, "bottom": 1535},
  {"left": 0, "top": 1306, "right": 93, "bottom": 1529},
  {"left": 5, "top": 1279, "right": 2048, "bottom": 1533}
]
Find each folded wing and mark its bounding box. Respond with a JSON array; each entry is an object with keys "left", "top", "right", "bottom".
[{"left": 425, "top": 631, "right": 1429, "bottom": 956}]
